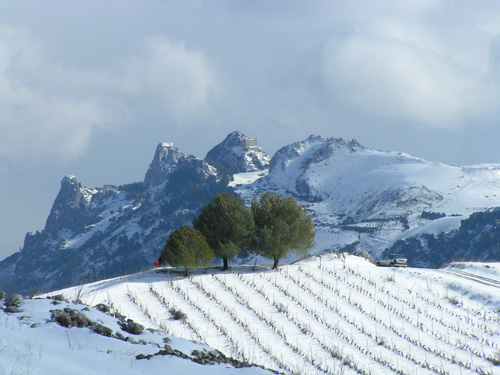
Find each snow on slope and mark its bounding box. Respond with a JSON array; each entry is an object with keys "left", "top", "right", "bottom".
[
  {"left": 53, "top": 255, "right": 500, "bottom": 375},
  {"left": 282, "top": 137, "right": 500, "bottom": 218},
  {"left": 234, "top": 136, "right": 500, "bottom": 259},
  {"left": 0, "top": 297, "right": 275, "bottom": 375},
  {"left": 229, "top": 170, "right": 268, "bottom": 187}
]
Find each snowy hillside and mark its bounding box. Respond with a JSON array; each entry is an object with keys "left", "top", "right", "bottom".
[
  {"left": 0, "top": 294, "right": 275, "bottom": 375},
  {"left": 235, "top": 136, "right": 500, "bottom": 261},
  {"left": 52, "top": 254, "right": 500, "bottom": 375}
]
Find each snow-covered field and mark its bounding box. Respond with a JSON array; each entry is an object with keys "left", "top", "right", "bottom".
[
  {"left": 41, "top": 254, "right": 500, "bottom": 375},
  {"left": 0, "top": 297, "right": 274, "bottom": 375}
]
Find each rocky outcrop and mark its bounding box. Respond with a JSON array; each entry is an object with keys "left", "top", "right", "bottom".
[
  {"left": 269, "top": 135, "right": 364, "bottom": 174},
  {"left": 44, "top": 176, "right": 95, "bottom": 233},
  {"left": 143, "top": 143, "right": 184, "bottom": 188},
  {"left": 51, "top": 308, "right": 93, "bottom": 328},
  {"left": 49, "top": 303, "right": 145, "bottom": 338},
  {"left": 119, "top": 320, "right": 144, "bottom": 335},
  {"left": 205, "top": 131, "right": 270, "bottom": 174}
]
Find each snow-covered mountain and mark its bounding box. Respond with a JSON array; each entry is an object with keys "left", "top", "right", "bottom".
[
  {"left": 3, "top": 133, "right": 500, "bottom": 295},
  {"left": 205, "top": 131, "right": 270, "bottom": 174},
  {"left": 235, "top": 135, "right": 500, "bottom": 262}
]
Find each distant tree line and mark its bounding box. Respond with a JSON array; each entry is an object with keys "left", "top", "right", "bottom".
[{"left": 159, "top": 192, "right": 315, "bottom": 276}]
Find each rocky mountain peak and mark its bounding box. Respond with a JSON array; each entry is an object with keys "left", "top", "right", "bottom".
[
  {"left": 44, "top": 175, "right": 90, "bottom": 232},
  {"left": 143, "top": 142, "right": 184, "bottom": 187},
  {"left": 219, "top": 131, "right": 249, "bottom": 147},
  {"left": 205, "top": 131, "right": 270, "bottom": 174},
  {"left": 62, "top": 174, "right": 79, "bottom": 186},
  {"left": 269, "top": 135, "right": 365, "bottom": 173},
  {"left": 55, "top": 175, "right": 84, "bottom": 205}
]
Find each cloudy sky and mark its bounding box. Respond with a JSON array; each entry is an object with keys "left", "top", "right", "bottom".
[{"left": 2, "top": 0, "right": 500, "bottom": 261}]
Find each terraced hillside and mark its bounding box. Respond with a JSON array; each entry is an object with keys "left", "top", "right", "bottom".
[{"left": 56, "top": 254, "right": 500, "bottom": 375}]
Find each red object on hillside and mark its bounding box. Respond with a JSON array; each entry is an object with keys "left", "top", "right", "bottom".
[{"left": 153, "top": 259, "right": 159, "bottom": 267}]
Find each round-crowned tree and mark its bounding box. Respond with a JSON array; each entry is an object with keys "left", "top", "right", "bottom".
[
  {"left": 160, "top": 225, "right": 213, "bottom": 276},
  {"left": 251, "top": 192, "right": 315, "bottom": 269},
  {"left": 193, "top": 192, "right": 254, "bottom": 270}
]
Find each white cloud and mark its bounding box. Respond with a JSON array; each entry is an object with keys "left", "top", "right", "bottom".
[
  {"left": 0, "top": 27, "right": 220, "bottom": 162},
  {"left": 320, "top": 4, "right": 500, "bottom": 130},
  {"left": 123, "top": 36, "right": 220, "bottom": 122},
  {"left": 0, "top": 25, "right": 113, "bottom": 161},
  {"left": 0, "top": 89, "right": 111, "bottom": 160}
]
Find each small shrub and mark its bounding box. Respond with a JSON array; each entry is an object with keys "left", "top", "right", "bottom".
[
  {"left": 169, "top": 307, "right": 187, "bottom": 321},
  {"left": 276, "top": 302, "right": 288, "bottom": 314}
]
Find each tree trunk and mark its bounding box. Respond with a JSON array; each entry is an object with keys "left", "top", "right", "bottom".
[
  {"left": 222, "top": 256, "right": 229, "bottom": 271},
  {"left": 184, "top": 268, "right": 189, "bottom": 277},
  {"left": 272, "top": 257, "right": 279, "bottom": 270}
]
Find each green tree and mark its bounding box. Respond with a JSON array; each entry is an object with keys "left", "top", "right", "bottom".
[
  {"left": 193, "top": 192, "right": 254, "bottom": 270},
  {"left": 160, "top": 225, "right": 213, "bottom": 276},
  {"left": 251, "top": 192, "right": 315, "bottom": 269}
]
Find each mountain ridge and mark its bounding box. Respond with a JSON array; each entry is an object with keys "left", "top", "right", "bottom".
[
  {"left": 2, "top": 132, "right": 500, "bottom": 295},
  {"left": 235, "top": 134, "right": 500, "bottom": 260}
]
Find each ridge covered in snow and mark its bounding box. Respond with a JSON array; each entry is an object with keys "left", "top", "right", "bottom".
[
  {"left": 3, "top": 132, "right": 500, "bottom": 295},
  {"left": 235, "top": 135, "right": 500, "bottom": 261}
]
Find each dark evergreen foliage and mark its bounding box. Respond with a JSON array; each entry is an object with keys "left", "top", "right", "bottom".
[
  {"left": 251, "top": 192, "right": 315, "bottom": 269},
  {"left": 160, "top": 225, "right": 214, "bottom": 276},
  {"left": 193, "top": 193, "right": 254, "bottom": 270}
]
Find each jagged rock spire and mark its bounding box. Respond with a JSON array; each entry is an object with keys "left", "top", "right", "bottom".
[
  {"left": 143, "top": 142, "right": 184, "bottom": 187},
  {"left": 44, "top": 176, "right": 89, "bottom": 232}
]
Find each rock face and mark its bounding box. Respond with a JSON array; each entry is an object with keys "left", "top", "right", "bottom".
[
  {"left": 45, "top": 176, "right": 94, "bottom": 233},
  {"left": 205, "top": 131, "right": 270, "bottom": 174},
  {"left": 143, "top": 143, "right": 184, "bottom": 188}
]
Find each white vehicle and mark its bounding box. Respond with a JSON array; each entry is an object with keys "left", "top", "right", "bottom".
[{"left": 376, "top": 254, "right": 408, "bottom": 267}]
